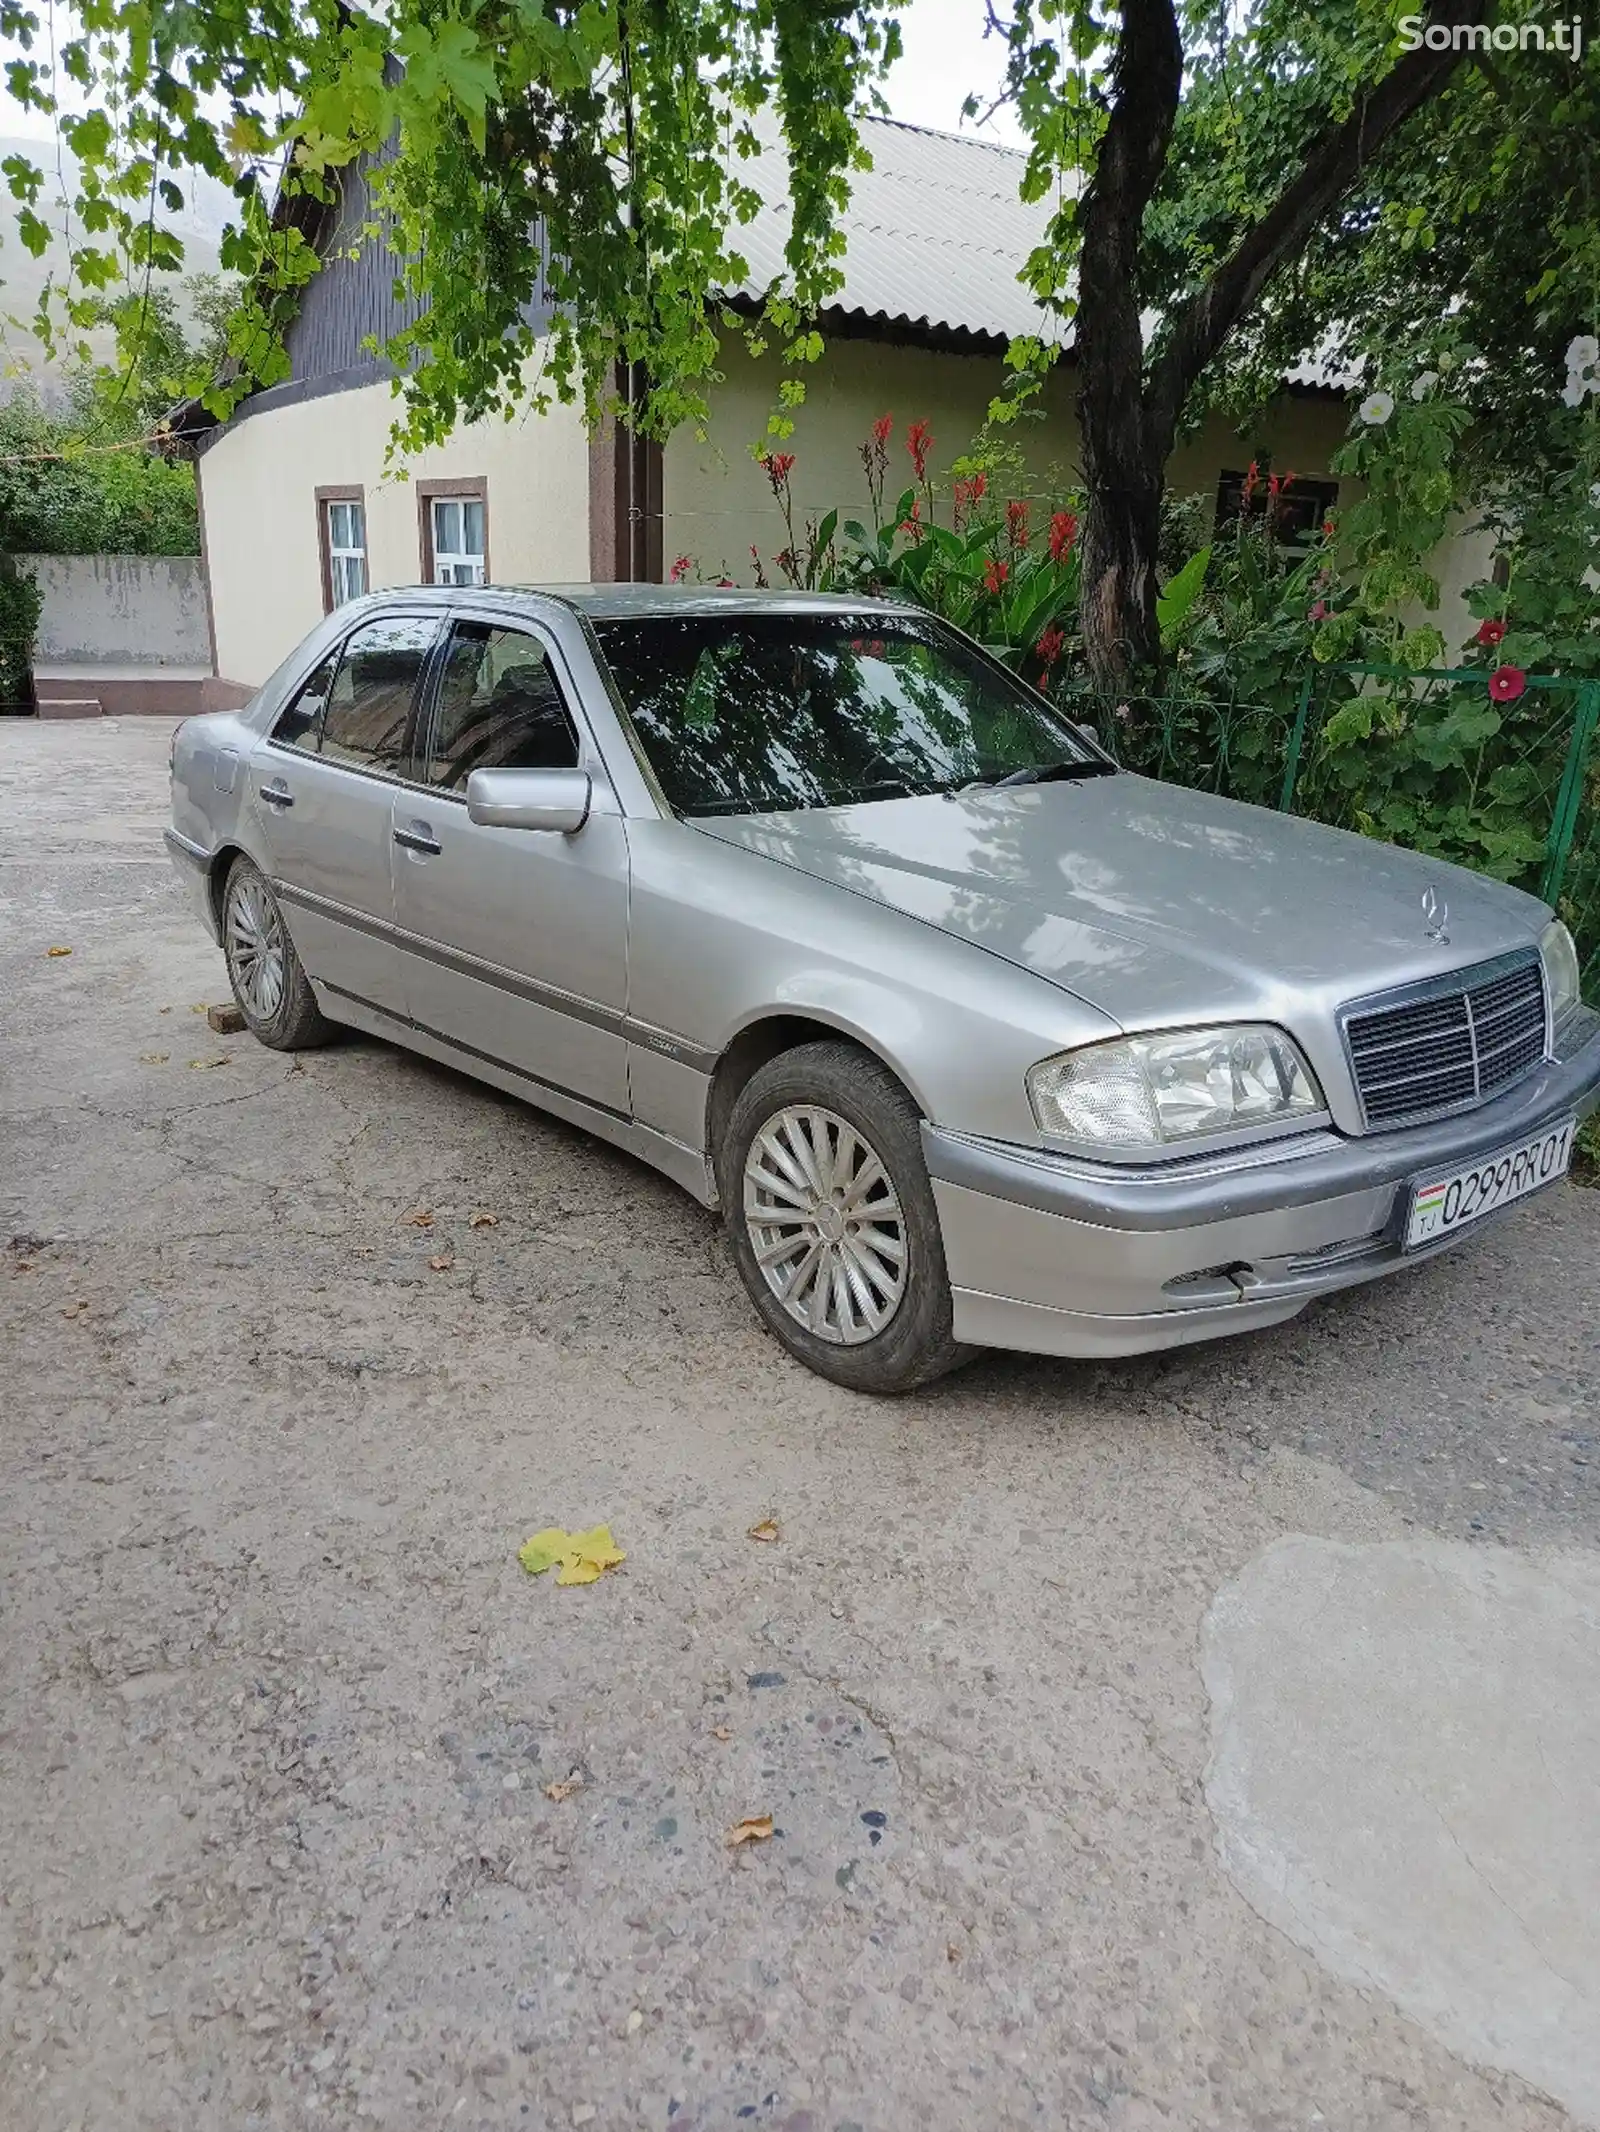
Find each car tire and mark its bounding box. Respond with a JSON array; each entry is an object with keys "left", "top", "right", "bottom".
[
  {"left": 722, "top": 1039, "right": 976, "bottom": 1393},
  {"left": 220, "top": 855, "right": 337, "bottom": 1051}
]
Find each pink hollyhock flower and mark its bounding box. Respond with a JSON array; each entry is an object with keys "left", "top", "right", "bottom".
[{"left": 1488, "top": 664, "right": 1526, "bottom": 703}]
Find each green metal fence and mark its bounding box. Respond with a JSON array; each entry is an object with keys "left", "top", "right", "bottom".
[{"left": 1063, "top": 665, "right": 1600, "bottom": 989}]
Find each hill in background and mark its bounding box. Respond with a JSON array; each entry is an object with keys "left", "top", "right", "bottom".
[{"left": 0, "top": 134, "right": 238, "bottom": 395}]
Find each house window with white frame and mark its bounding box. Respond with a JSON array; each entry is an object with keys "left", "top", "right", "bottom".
[
  {"left": 324, "top": 498, "right": 368, "bottom": 605},
  {"left": 430, "top": 495, "right": 487, "bottom": 586}
]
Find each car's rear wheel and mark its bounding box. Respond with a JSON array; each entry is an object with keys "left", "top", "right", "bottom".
[
  {"left": 722, "top": 1040, "right": 973, "bottom": 1393},
  {"left": 221, "top": 855, "right": 336, "bottom": 1051}
]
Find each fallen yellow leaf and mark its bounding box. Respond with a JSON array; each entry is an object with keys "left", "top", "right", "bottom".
[
  {"left": 138, "top": 1052, "right": 169, "bottom": 1065},
  {"left": 470, "top": 1210, "right": 499, "bottom": 1229},
  {"left": 46, "top": 945, "right": 72, "bottom": 958},
  {"left": 189, "top": 1003, "right": 207, "bottom": 1013},
  {"left": 544, "top": 1776, "right": 584, "bottom": 1803},
  {"left": 428, "top": 1253, "right": 454, "bottom": 1272},
  {"left": 187, "top": 1057, "right": 230, "bottom": 1070},
  {"left": 725, "top": 1815, "right": 774, "bottom": 1848},
  {"left": 747, "top": 1518, "right": 780, "bottom": 1544},
  {"left": 518, "top": 1524, "right": 626, "bottom": 1586}
]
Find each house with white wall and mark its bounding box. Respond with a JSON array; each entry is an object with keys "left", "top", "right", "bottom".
[{"left": 185, "top": 115, "right": 1362, "bottom": 705}]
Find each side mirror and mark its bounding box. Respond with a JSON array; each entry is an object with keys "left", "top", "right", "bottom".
[{"left": 466, "top": 766, "right": 592, "bottom": 835}]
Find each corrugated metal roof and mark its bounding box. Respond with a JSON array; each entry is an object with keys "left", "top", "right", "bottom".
[
  {"left": 723, "top": 113, "right": 1353, "bottom": 393},
  {"left": 724, "top": 113, "right": 1069, "bottom": 348}
]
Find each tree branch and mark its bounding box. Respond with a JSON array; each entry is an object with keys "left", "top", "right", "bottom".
[{"left": 1144, "top": 0, "right": 1482, "bottom": 457}]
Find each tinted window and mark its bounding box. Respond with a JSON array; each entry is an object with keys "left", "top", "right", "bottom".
[
  {"left": 273, "top": 654, "right": 337, "bottom": 753},
  {"left": 425, "top": 622, "right": 579, "bottom": 788},
  {"left": 592, "top": 613, "right": 1096, "bottom": 816},
  {"left": 318, "top": 614, "right": 434, "bottom": 773}
]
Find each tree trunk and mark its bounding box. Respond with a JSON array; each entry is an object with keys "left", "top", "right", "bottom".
[
  {"left": 1072, "top": 0, "right": 1183, "bottom": 689},
  {"left": 1073, "top": 0, "right": 1478, "bottom": 693}
]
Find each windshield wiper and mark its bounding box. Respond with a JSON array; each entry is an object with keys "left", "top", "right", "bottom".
[{"left": 959, "top": 758, "right": 1118, "bottom": 792}]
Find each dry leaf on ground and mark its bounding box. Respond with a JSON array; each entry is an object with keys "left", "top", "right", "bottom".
[
  {"left": 187, "top": 1057, "right": 230, "bottom": 1070},
  {"left": 158, "top": 1005, "right": 171, "bottom": 1015},
  {"left": 189, "top": 1002, "right": 207, "bottom": 1013},
  {"left": 404, "top": 1209, "right": 434, "bottom": 1227},
  {"left": 138, "top": 1052, "right": 169, "bottom": 1065},
  {"left": 725, "top": 1815, "right": 774, "bottom": 1847},
  {"left": 470, "top": 1210, "right": 499, "bottom": 1228},
  {"left": 747, "top": 1518, "right": 780, "bottom": 1544},
  {"left": 518, "top": 1525, "right": 626, "bottom": 1586},
  {"left": 428, "top": 1253, "right": 454, "bottom": 1272},
  {"left": 46, "top": 946, "right": 72, "bottom": 958},
  {"left": 60, "top": 1300, "right": 87, "bottom": 1319},
  {"left": 710, "top": 1725, "right": 732, "bottom": 1743},
  {"left": 544, "top": 1776, "right": 584, "bottom": 1803}
]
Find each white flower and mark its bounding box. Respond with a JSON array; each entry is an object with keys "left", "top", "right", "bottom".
[
  {"left": 1591, "top": 483, "right": 1600, "bottom": 507},
  {"left": 1563, "top": 374, "right": 1592, "bottom": 408},
  {"left": 1411, "top": 371, "right": 1439, "bottom": 400},
  {"left": 1566, "top": 334, "right": 1600, "bottom": 373},
  {"left": 1359, "top": 390, "right": 1396, "bottom": 426}
]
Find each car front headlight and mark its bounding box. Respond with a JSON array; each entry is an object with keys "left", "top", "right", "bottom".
[
  {"left": 1540, "top": 919, "right": 1583, "bottom": 1028},
  {"left": 1027, "top": 1025, "right": 1325, "bottom": 1152}
]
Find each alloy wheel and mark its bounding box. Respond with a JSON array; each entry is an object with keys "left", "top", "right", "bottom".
[
  {"left": 225, "top": 873, "right": 287, "bottom": 1022},
  {"left": 742, "top": 1103, "right": 908, "bottom": 1345}
]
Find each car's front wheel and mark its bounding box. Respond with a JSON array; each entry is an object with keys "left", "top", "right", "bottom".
[
  {"left": 722, "top": 1040, "right": 973, "bottom": 1393},
  {"left": 221, "top": 855, "right": 336, "bottom": 1051}
]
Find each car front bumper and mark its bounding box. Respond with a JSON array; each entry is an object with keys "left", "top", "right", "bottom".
[{"left": 925, "top": 1006, "right": 1600, "bottom": 1360}]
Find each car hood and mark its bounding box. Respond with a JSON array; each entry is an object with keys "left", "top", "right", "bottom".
[{"left": 693, "top": 775, "right": 1549, "bottom": 1031}]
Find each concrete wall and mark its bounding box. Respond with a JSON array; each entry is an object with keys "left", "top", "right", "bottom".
[
  {"left": 22, "top": 553, "right": 210, "bottom": 669},
  {"left": 197, "top": 365, "right": 591, "bottom": 689}
]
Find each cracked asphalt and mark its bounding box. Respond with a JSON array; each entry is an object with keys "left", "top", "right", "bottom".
[{"left": 3, "top": 714, "right": 1598, "bottom": 2132}]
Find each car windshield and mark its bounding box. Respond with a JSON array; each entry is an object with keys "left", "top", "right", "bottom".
[{"left": 590, "top": 611, "right": 1107, "bottom": 816}]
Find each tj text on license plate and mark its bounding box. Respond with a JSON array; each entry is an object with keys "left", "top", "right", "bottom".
[{"left": 1405, "top": 1119, "right": 1576, "bottom": 1250}]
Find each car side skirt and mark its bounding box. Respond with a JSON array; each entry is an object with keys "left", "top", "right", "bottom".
[{"left": 313, "top": 981, "right": 718, "bottom": 1207}]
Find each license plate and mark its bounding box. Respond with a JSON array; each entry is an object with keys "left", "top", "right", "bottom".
[{"left": 1405, "top": 1120, "right": 1576, "bottom": 1250}]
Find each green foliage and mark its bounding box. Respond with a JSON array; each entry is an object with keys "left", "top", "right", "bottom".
[
  {"left": 0, "top": 386, "right": 198, "bottom": 555},
  {"left": 0, "top": 559, "right": 42, "bottom": 711},
  {"left": 0, "top": 0, "right": 904, "bottom": 449}
]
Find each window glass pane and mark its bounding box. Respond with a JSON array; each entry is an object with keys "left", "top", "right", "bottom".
[
  {"left": 319, "top": 614, "right": 435, "bottom": 774},
  {"left": 433, "top": 498, "right": 462, "bottom": 556},
  {"left": 331, "top": 553, "right": 367, "bottom": 604},
  {"left": 273, "top": 654, "right": 338, "bottom": 753},
  {"left": 328, "top": 502, "right": 351, "bottom": 549},
  {"left": 462, "top": 498, "right": 485, "bottom": 556},
  {"left": 592, "top": 613, "right": 1095, "bottom": 815},
  {"left": 426, "top": 623, "right": 578, "bottom": 788}
]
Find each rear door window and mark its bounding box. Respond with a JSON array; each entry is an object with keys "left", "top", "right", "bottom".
[{"left": 319, "top": 615, "right": 437, "bottom": 774}]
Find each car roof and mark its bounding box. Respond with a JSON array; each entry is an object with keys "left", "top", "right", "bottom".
[{"left": 354, "top": 584, "right": 915, "bottom": 623}]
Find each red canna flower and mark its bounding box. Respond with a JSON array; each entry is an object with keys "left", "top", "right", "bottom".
[
  {"left": 1242, "top": 459, "right": 1259, "bottom": 504},
  {"left": 1048, "top": 510, "right": 1078, "bottom": 563},
  {"left": 1279, "top": 469, "right": 1297, "bottom": 490},
  {"left": 1036, "top": 624, "right": 1065, "bottom": 670},
  {"left": 669, "top": 555, "right": 692, "bottom": 583},
  {"left": 906, "top": 420, "right": 933, "bottom": 481},
  {"left": 759, "top": 450, "right": 796, "bottom": 495},
  {"left": 1477, "top": 617, "right": 1507, "bottom": 648},
  {"left": 1322, "top": 516, "right": 1337, "bottom": 539},
  {"left": 1005, "top": 498, "right": 1030, "bottom": 550},
  {"left": 983, "top": 557, "right": 1010, "bottom": 596},
  {"left": 900, "top": 498, "right": 924, "bottom": 544},
  {"left": 872, "top": 413, "right": 893, "bottom": 445},
  {"left": 1488, "top": 664, "right": 1526, "bottom": 703}
]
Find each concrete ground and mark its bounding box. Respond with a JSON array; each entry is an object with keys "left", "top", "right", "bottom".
[{"left": 3, "top": 714, "right": 1598, "bottom": 2132}]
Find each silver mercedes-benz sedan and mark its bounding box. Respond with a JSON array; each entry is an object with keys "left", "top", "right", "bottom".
[{"left": 166, "top": 586, "right": 1599, "bottom": 1391}]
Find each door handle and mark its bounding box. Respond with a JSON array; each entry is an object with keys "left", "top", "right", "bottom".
[
  {"left": 259, "top": 779, "right": 294, "bottom": 809},
  {"left": 393, "top": 822, "right": 442, "bottom": 856}
]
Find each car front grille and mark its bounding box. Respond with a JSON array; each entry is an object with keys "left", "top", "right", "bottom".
[{"left": 1343, "top": 951, "right": 1548, "bottom": 1129}]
